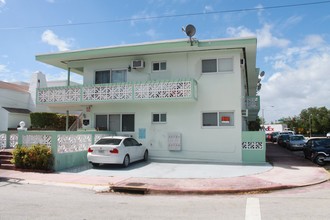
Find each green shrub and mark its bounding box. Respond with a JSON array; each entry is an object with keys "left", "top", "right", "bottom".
[
  {"left": 11, "top": 144, "right": 54, "bottom": 171},
  {"left": 30, "top": 112, "right": 76, "bottom": 130}
]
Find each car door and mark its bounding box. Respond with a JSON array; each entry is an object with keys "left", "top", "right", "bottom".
[
  {"left": 304, "top": 140, "right": 314, "bottom": 158},
  {"left": 123, "top": 138, "right": 136, "bottom": 161},
  {"left": 130, "top": 138, "right": 144, "bottom": 160}
]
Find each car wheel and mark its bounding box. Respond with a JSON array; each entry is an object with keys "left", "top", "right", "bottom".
[
  {"left": 123, "top": 155, "right": 130, "bottom": 168},
  {"left": 314, "top": 155, "right": 326, "bottom": 166},
  {"left": 143, "top": 150, "right": 148, "bottom": 161},
  {"left": 91, "top": 163, "right": 100, "bottom": 167}
]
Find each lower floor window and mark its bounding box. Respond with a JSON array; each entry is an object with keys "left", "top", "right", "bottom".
[
  {"left": 152, "top": 113, "right": 167, "bottom": 123},
  {"left": 95, "top": 114, "right": 135, "bottom": 132},
  {"left": 202, "top": 111, "right": 234, "bottom": 127}
]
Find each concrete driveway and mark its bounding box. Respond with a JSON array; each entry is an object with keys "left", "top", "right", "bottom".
[{"left": 61, "top": 160, "right": 272, "bottom": 179}]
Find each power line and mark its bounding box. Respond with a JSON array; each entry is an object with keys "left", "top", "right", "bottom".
[{"left": 1, "top": 1, "right": 330, "bottom": 30}]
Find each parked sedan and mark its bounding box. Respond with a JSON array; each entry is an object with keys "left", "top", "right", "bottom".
[
  {"left": 270, "top": 132, "right": 280, "bottom": 143},
  {"left": 87, "top": 136, "right": 148, "bottom": 168},
  {"left": 277, "top": 134, "right": 291, "bottom": 147},
  {"left": 286, "top": 135, "right": 307, "bottom": 151},
  {"left": 303, "top": 138, "right": 330, "bottom": 166}
]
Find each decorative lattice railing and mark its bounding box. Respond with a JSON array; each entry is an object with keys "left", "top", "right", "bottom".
[
  {"left": 245, "top": 96, "right": 260, "bottom": 110},
  {"left": 37, "top": 79, "right": 197, "bottom": 104}
]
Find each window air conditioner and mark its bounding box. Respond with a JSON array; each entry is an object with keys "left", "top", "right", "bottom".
[
  {"left": 241, "top": 109, "right": 249, "bottom": 117},
  {"left": 132, "top": 60, "right": 145, "bottom": 69}
]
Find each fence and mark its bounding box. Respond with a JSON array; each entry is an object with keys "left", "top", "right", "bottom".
[
  {"left": 0, "top": 130, "right": 116, "bottom": 171},
  {"left": 242, "top": 131, "right": 266, "bottom": 163}
]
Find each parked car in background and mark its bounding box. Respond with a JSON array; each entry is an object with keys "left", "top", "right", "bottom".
[
  {"left": 277, "top": 134, "right": 291, "bottom": 147},
  {"left": 286, "top": 135, "right": 306, "bottom": 151},
  {"left": 87, "top": 136, "right": 148, "bottom": 168},
  {"left": 303, "top": 138, "right": 330, "bottom": 166},
  {"left": 270, "top": 132, "right": 280, "bottom": 143}
]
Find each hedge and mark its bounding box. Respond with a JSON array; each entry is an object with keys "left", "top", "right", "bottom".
[{"left": 30, "top": 112, "right": 76, "bottom": 130}]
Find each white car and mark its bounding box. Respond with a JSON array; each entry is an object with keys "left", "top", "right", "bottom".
[{"left": 87, "top": 136, "right": 148, "bottom": 168}]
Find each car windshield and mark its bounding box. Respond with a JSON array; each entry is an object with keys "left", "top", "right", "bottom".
[
  {"left": 96, "top": 138, "right": 122, "bottom": 145},
  {"left": 291, "top": 136, "right": 304, "bottom": 141}
]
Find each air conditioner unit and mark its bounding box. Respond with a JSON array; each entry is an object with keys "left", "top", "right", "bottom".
[
  {"left": 241, "top": 109, "right": 249, "bottom": 117},
  {"left": 132, "top": 60, "right": 145, "bottom": 69}
]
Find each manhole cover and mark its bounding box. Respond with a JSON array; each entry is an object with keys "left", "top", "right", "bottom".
[{"left": 126, "top": 182, "right": 145, "bottom": 187}]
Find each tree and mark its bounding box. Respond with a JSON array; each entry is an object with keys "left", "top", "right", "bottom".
[
  {"left": 248, "top": 116, "right": 261, "bottom": 131},
  {"left": 276, "top": 107, "right": 330, "bottom": 136}
]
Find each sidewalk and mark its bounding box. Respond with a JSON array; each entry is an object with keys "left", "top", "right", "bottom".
[{"left": 1, "top": 143, "right": 329, "bottom": 194}]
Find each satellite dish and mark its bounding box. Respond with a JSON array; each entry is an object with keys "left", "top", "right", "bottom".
[
  {"left": 259, "top": 71, "right": 265, "bottom": 77},
  {"left": 185, "top": 24, "right": 196, "bottom": 37},
  {"left": 182, "top": 24, "right": 197, "bottom": 46}
]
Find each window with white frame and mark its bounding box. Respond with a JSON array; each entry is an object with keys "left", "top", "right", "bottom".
[
  {"left": 152, "top": 113, "right": 167, "bottom": 123},
  {"left": 202, "top": 111, "right": 234, "bottom": 127},
  {"left": 152, "top": 61, "right": 167, "bottom": 72},
  {"left": 201, "top": 58, "right": 233, "bottom": 73},
  {"left": 95, "top": 69, "right": 127, "bottom": 84}
]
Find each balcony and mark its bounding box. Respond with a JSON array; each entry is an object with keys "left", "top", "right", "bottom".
[
  {"left": 37, "top": 79, "right": 198, "bottom": 105},
  {"left": 244, "top": 96, "right": 260, "bottom": 121},
  {"left": 245, "top": 96, "right": 260, "bottom": 110}
]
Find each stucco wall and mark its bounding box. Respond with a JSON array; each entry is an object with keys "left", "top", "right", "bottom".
[{"left": 77, "top": 48, "right": 244, "bottom": 163}]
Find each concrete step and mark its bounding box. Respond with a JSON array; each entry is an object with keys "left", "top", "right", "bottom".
[
  {"left": 0, "top": 150, "right": 14, "bottom": 169},
  {"left": 0, "top": 163, "right": 15, "bottom": 170},
  {"left": 0, "top": 155, "right": 13, "bottom": 160}
]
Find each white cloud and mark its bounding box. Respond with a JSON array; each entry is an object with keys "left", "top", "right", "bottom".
[
  {"left": 0, "top": 0, "right": 5, "bottom": 7},
  {"left": 255, "top": 4, "right": 264, "bottom": 17},
  {"left": 227, "top": 24, "right": 290, "bottom": 48},
  {"left": 227, "top": 26, "right": 256, "bottom": 38},
  {"left": 130, "top": 11, "right": 157, "bottom": 26},
  {"left": 204, "top": 5, "right": 213, "bottom": 13},
  {"left": 145, "top": 29, "right": 157, "bottom": 39},
  {"left": 0, "top": 64, "right": 9, "bottom": 73},
  {"left": 259, "top": 36, "right": 330, "bottom": 123},
  {"left": 41, "top": 30, "right": 71, "bottom": 51}
]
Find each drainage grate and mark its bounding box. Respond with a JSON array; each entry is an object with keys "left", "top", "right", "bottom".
[
  {"left": 111, "top": 183, "right": 148, "bottom": 195},
  {"left": 125, "top": 182, "right": 145, "bottom": 187}
]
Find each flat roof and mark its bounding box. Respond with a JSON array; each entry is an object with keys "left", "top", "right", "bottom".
[{"left": 36, "top": 37, "right": 258, "bottom": 95}]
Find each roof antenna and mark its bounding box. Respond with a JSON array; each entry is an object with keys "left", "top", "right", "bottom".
[{"left": 182, "top": 24, "right": 197, "bottom": 46}]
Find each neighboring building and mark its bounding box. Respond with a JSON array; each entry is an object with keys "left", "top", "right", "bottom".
[
  {"left": 35, "top": 37, "right": 261, "bottom": 163},
  {"left": 0, "top": 72, "right": 80, "bottom": 131},
  {"left": 0, "top": 81, "right": 32, "bottom": 130}
]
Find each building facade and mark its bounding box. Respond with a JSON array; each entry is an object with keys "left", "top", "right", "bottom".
[{"left": 35, "top": 38, "right": 261, "bottom": 163}]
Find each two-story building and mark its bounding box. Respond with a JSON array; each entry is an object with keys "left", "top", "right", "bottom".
[{"left": 35, "top": 37, "right": 261, "bottom": 163}]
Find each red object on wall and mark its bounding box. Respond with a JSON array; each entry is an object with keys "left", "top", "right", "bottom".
[{"left": 221, "top": 116, "right": 230, "bottom": 123}]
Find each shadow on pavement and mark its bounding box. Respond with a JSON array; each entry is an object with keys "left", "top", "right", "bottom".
[{"left": 266, "top": 142, "right": 322, "bottom": 169}]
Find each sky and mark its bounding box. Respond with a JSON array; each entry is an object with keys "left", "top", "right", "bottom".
[{"left": 1, "top": 0, "right": 330, "bottom": 123}]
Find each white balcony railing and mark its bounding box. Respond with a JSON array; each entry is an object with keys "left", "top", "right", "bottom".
[
  {"left": 245, "top": 96, "right": 260, "bottom": 110},
  {"left": 37, "top": 79, "right": 197, "bottom": 104}
]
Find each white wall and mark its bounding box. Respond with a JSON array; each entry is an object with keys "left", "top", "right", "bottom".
[
  {"left": 0, "top": 108, "right": 8, "bottom": 131},
  {"left": 78, "top": 48, "right": 244, "bottom": 163},
  {"left": 8, "top": 113, "right": 31, "bottom": 129}
]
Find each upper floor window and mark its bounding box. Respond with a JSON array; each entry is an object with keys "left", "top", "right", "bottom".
[
  {"left": 202, "top": 58, "right": 233, "bottom": 73},
  {"left": 152, "top": 61, "right": 167, "bottom": 72},
  {"left": 95, "top": 70, "right": 110, "bottom": 84},
  {"left": 95, "top": 69, "right": 127, "bottom": 84}
]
